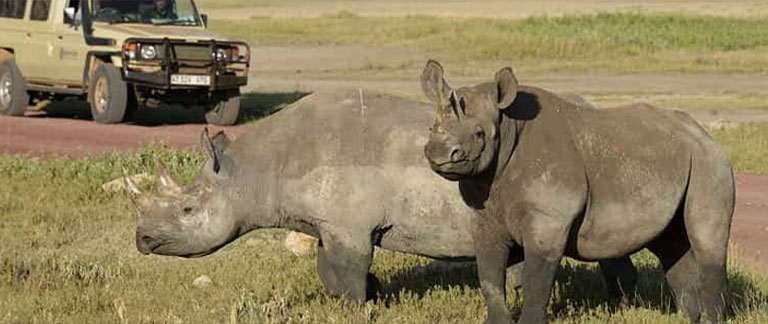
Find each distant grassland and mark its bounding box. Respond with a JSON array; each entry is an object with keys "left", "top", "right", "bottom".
[
  {"left": 196, "top": 0, "right": 305, "bottom": 10},
  {"left": 1, "top": 124, "right": 768, "bottom": 322},
  {"left": 210, "top": 12, "right": 768, "bottom": 73},
  {"left": 713, "top": 123, "right": 768, "bottom": 175}
]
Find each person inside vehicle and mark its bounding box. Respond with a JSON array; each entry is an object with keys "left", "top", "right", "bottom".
[{"left": 144, "top": 0, "right": 177, "bottom": 20}]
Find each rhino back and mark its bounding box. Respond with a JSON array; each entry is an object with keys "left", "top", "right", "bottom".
[{"left": 229, "top": 89, "right": 476, "bottom": 258}]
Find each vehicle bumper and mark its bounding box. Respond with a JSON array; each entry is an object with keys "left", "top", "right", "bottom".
[
  {"left": 120, "top": 38, "right": 249, "bottom": 91},
  {"left": 122, "top": 70, "right": 247, "bottom": 90}
]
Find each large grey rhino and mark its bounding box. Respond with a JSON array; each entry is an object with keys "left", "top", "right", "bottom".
[
  {"left": 128, "top": 89, "right": 633, "bottom": 304},
  {"left": 421, "top": 60, "right": 734, "bottom": 324}
]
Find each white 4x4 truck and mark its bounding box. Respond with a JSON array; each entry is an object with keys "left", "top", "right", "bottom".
[{"left": 0, "top": 0, "right": 249, "bottom": 125}]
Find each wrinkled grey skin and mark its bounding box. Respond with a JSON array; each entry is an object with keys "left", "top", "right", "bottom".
[
  {"left": 130, "top": 89, "right": 627, "bottom": 303},
  {"left": 421, "top": 60, "right": 734, "bottom": 324}
]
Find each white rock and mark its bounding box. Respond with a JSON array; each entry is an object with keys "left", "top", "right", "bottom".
[
  {"left": 192, "top": 275, "right": 213, "bottom": 288},
  {"left": 284, "top": 231, "right": 317, "bottom": 256},
  {"left": 102, "top": 173, "right": 155, "bottom": 192}
]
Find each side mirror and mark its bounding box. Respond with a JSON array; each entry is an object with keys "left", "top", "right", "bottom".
[
  {"left": 200, "top": 14, "right": 208, "bottom": 27},
  {"left": 64, "top": 7, "right": 76, "bottom": 24}
]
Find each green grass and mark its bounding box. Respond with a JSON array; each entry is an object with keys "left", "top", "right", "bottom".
[
  {"left": 712, "top": 123, "right": 768, "bottom": 175},
  {"left": 210, "top": 11, "right": 768, "bottom": 73},
  {"left": 195, "top": 0, "right": 307, "bottom": 11},
  {"left": 1, "top": 123, "right": 768, "bottom": 323}
]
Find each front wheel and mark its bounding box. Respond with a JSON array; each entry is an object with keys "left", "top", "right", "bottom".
[
  {"left": 204, "top": 96, "right": 240, "bottom": 126},
  {"left": 88, "top": 64, "right": 129, "bottom": 124},
  {"left": 0, "top": 59, "right": 29, "bottom": 116}
]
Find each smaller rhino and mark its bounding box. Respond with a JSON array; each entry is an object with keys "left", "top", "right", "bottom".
[{"left": 421, "top": 60, "right": 734, "bottom": 324}]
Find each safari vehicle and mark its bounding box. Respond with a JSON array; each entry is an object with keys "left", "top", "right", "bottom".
[{"left": 0, "top": 0, "right": 249, "bottom": 125}]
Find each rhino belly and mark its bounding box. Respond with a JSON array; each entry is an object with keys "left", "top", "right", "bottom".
[
  {"left": 572, "top": 180, "right": 687, "bottom": 260},
  {"left": 379, "top": 222, "right": 475, "bottom": 260}
]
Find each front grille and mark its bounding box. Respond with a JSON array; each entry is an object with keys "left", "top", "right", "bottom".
[{"left": 173, "top": 45, "right": 212, "bottom": 61}]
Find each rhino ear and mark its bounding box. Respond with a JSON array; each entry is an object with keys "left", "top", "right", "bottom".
[
  {"left": 201, "top": 127, "right": 223, "bottom": 174},
  {"left": 494, "top": 66, "right": 519, "bottom": 110},
  {"left": 211, "top": 130, "right": 231, "bottom": 151},
  {"left": 420, "top": 59, "right": 452, "bottom": 105}
]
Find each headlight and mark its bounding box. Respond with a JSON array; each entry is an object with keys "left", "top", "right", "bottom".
[
  {"left": 215, "top": 48, "right": 228, "bottom": 61},
  {"left": 140, "top": 45, "right": 158, "bottom": 60}
]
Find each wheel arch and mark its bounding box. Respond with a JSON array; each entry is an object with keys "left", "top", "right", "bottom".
[
  {"left": 0, "top": 48, "right": 14, "bottom": 63},
  {"left": 82, "top": 51, "right": 121, "bottom": 91}
]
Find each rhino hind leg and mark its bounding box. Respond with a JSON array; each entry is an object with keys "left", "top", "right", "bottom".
[
  {"left": 315, "top": 230, "right": 375, "bottom": 303},
  {"left": 681, "top": 164, "right": 733, "bottom": 323},
  {"left": 648, "top": 210, "right": 706, "bottom": 322},
  {"left": 648, "top": 235, "right": 701, "bottom": 322},
  {"left": 599, "top": 256, "right": 638, "bottom": 307}
]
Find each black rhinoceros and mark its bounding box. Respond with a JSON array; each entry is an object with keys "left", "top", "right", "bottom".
[
  {"left": 421, "top": 60, "right": 734, "bottom": 324},
  {"left": 128, "top": 89, "right": 633, "bottom": 304}
]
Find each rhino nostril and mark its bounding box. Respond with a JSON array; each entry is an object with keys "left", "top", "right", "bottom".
[
  {"left": 449, "top": 146, "right": 465, "bottom": 162},
  {"left": 140, "top": 235, "right": 154, "bottom": 245}
]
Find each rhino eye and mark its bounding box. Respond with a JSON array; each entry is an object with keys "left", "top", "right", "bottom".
[
  {"left": 183, "top": 207, "right": 193, "bottom": 214},
  {"left": 474, "top": 126, "right": 484, "bottom": 140}
]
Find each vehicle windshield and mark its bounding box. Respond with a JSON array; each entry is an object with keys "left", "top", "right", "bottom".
[{"left": 90, "top": 0, "right": 200, "bottom": 26}]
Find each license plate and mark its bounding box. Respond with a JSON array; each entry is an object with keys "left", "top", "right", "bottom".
[{"left": 171, "top": 74, "right": 210, "bottom": 86}]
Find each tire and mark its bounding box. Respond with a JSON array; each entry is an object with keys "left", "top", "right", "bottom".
[
  {"left": 204, "top": 96, "right": 240, "bottom": 126},
  {"left": 88, "top": 64, "right": 128, "bottom": 124},
  {"left": 0, "top": 59, "right": 29, "bottom": 116}
]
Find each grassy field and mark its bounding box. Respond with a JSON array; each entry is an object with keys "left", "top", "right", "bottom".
[
  {"left": 1, "top": 122, "right": 768, "bottom": 323},
  {"left": 712, "top": 123, "right": 768, "bottom": 175},
  {"left": 210, "top": 12, "right": 768, "bottom": 74}
]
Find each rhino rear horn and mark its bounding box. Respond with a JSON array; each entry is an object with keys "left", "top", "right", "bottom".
[
  {"left": 494, "top": 66, "right": 519, "bottom": 110},
  {"left": 121, "top": 165, "right": 142, "bottom": 195},
  {"left": 154, "top": 156, "right": 181, "bottom": 193}
]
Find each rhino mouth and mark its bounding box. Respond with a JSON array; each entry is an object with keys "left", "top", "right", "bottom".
[
  {"left": 430, "top": 160, "right": 472, "bottom": 180},
  {"left": 137, "top": 238, "right": 165, "bottom": 255},
  {"left": 149, "top": 240, "right": 224, "bottom": 258},
  {"left": 435, "top": 169, "right": 466, "bottom": 181}
]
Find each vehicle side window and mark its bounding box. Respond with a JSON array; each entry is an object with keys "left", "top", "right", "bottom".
[
  {"left": 64, "top": 0, "right": 80, "bottom": 24},
  {"left": 0, "top": 0, "right": 28, "bottom": 19},
  {"left": 30, "top": 0, "right": 50, "bottom": 21}
]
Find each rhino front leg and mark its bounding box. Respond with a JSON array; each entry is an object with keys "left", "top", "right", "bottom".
[
  {"left": 316, "top": 228, "right": 375, "bottom": 303},
  {"left": 517, "top": 213, "right": 570, "bottom": 324},
  {"left": 474, "top": 223, "right": 513, "bottom": 324}
]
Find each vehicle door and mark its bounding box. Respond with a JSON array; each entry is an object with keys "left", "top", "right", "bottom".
[
  {"left": 50, "top": 0, "right": 88, "bottom": 85},
  {"left": 17, "top": 0, "right": 57, "bottom": 83},
  {"left": 0, "top": 0, "right": 29, "bottom": 55}
]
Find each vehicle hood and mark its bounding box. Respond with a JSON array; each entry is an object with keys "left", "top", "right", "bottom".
[{"left": 92, "top": 23, "right": 233, "bottom": 46}]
